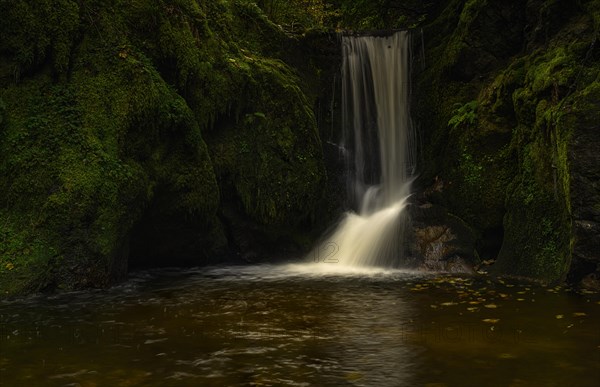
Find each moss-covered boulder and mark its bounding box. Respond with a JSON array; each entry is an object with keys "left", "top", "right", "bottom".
[{"left": 0, "top": 0, "right": 327, "bottom": 296}]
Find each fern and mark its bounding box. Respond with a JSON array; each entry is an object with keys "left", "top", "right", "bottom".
[{"left": 448, "top": 100, "right": 478, "bottom": 129}]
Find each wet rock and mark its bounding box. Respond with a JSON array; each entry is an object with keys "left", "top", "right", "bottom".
[
  {"left": 568, "top": 84, "right": 600, "bottom": 285},
  {"left": 409, "top": 203, "right": 478, "bottom": 273},
  {"left": 579, "top": 273, "right": 600, "bottom": 293}
]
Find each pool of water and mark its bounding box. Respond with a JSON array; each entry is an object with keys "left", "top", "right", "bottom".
[{"left": 1, "top": 264, "right": 599, "bottom": 386}]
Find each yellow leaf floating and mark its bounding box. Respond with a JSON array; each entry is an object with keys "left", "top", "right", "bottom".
[
  {"left": 345, "top": 372, "right": 363, "bottom": 381},
  {"left": 482, "top": 318, "right": 499, "bottom": 324},
  {"left": 440, "top": 302, "right": 458, "bottom": 306},
  {"left": 573, "top": 312, "right": 587, "bottom": 317},
  {"left": 484, "top": 304, "right": 498, "bottom": 309},
  {"left": 555, "top": 314, "right": 564, "bottom": 319},
  {"left": 467, "top": 307, "right": 478, "bottom": 312},
  {"left": 517, "top": 298, "right": 525, "bottom": 301},
  {"left": 5, "top": 262, "right": 14, "bottom": 270}
]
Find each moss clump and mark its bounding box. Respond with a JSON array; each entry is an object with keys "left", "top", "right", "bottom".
[
  {"left": 0, "top": 0, "right": 80, "bottom": 78},
  {"left": 208, "top": 56, "right": 324, "bottom": 227},
  {"left": 0, "top": 37, "right": 221, "bottom": 293},
  {"left": 493, "top": 21, "right": 598, "bottom": 282}
]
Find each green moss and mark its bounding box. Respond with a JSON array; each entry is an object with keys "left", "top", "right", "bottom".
[
  {"left": 442, "top": 0, "right": 486, "bottom": 69},
  {"left": 0, "top": 0, "right": 328, "bottom": 296},
  {"left": 0, "top": 0, "right": 80, "bottom": 78},
  {"left": 496, "top": 137, "right": 572, "bottom": 282},
  {"left": 586, "top": 0, "right": 600, "bottom": 30},
  {"left": 527, "top": 47, "right": 576, "bottom": 95},
  {"left": 0, "top": 211, "right": 60, "bottom": 296},
  {"left": 0, "top": 36, "right": 223, "bottom": 293},
  {"left": 208, "top": 56, "right": 325, "bottom": 226},
  {"left": 494, "top": 43, "right": 579, "bottom": 282},
  {"left": 416, "top": 0, "right": 600, "bottom": 283}
]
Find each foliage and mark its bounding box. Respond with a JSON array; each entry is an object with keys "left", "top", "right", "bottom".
[
  {"left": 252, "top": 0, "right": 339, "bottom": 31},
  {"left": 329, "top": 0, "right": 434, "bottom": 30},
  {"left": 447, "top": 100, "right": 478, "bottom": 129},
  {"left": 0, "top": 0, "right": 80, "bottom": 79}
]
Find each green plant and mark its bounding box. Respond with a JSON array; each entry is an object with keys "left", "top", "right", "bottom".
[
  {"left": 448, "top": 100, "right": 478, "bottom": 129},
  {"left": 253, "top": 0, "right": 338, "bottom": 30}
]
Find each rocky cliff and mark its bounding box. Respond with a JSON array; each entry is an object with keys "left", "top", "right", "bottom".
[
  {"left": 414, "top": 0, "right": 600, "bottom": 286},
  {"left": 0, "top": 0, "right": 330, "bottom": 296}
]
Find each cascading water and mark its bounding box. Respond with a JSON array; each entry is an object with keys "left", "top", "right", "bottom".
[{"left": 309, "top": 31, "right": 416, "bottom": 270}]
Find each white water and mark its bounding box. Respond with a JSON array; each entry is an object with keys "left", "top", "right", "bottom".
[{"left": 310, "top": 31, "right": 415, "bottom": 269}]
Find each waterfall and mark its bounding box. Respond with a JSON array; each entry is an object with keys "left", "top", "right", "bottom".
[{"left": 311, "top": 31, "right": 415, "bottom": 269}]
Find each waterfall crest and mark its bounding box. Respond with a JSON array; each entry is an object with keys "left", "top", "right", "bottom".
[{"left": 311, "top": 31, "right": 415, "bottom": 269}]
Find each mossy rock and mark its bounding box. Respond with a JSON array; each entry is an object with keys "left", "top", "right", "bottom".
[
  {"left": 416, "top": 0, "right": 599, "bottom": 283},
  {"left": 208, "top": 56, "right": 326, "bottom": 231},
  {"left": 0, "top": 0, "right": 328, "bottom": 296},
  {"left": 0, "top": 39, "right": 221, "bottom": 294}
]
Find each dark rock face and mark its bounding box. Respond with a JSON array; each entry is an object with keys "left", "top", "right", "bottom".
[
  {"left": 569, "top": 85, "right": 600, "bottom": 285},
  {"left": 443, "top": 0, "right": 526, "bottom": 82},
  {"left": 414, "top": 0, "right": 600, "bottom": 283}
]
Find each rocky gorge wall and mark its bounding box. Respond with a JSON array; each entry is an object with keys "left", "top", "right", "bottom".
[
  {"left": 0, "top": 0, "right": 334, "bottom": 296},
  {"left": 1, "top": 0, "right": 599, "bottom": 297},
  {"left": 413, "top": 0, "right": 600, "bottom": 287}
]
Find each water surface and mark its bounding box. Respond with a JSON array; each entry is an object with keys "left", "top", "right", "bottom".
[{"left": 1, "top": 264, "right": 599, "bottom": 386}]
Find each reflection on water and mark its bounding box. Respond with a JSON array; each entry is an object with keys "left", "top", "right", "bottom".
[{"left": 0, "top": 264, "right": 599, "bottom": 386}]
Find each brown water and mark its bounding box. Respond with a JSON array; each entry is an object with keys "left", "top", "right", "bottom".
[{"left": 1, "top": 264, "right": 599, "bottom": 386}]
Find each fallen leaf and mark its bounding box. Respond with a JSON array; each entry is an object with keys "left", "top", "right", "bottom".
[
  {"left": 345, "top": 372, "right": 363, "bottom": 381},
  {"left": 555, "top": 314, "right": 564, "bottom": 319},
  {"left": 573, "top": 312, "right": 587, "bottom": 317},
  {"left": 440, "top": 302, "right": 458, "bottom": 306},
  {"left": 482, "top": 318, "right": 499, "bottom": 323},
  {"left": 484, "top": 304, "right": 498, "bottom": 309}
]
